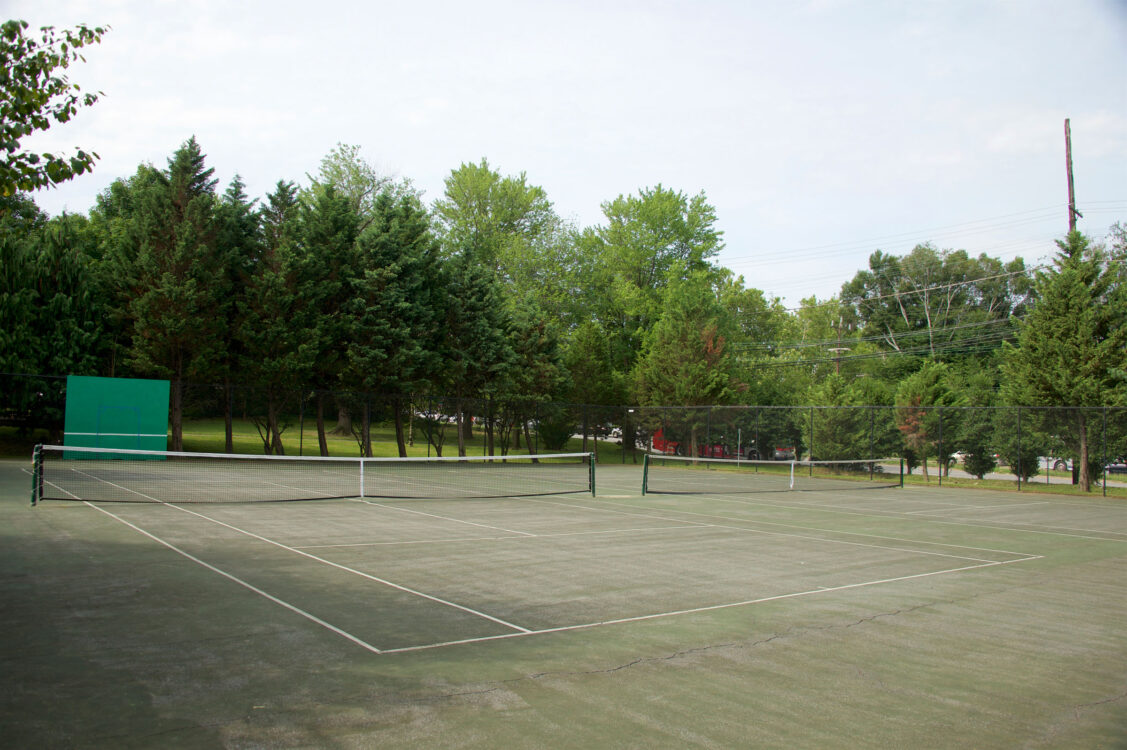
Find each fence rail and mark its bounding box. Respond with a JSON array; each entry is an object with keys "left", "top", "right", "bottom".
[{"left": 4, "top": 373, "right": 1125, "bottom": 494}]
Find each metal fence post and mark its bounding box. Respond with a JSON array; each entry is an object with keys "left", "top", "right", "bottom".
[
  {"left": 1103, "top": 406, "right": 1108, "bottom": 498},
  {"left": 938, "top": 409, "right": 943, "bottom": 487},
  {"left": 1017, "top": 406, "right": 1022, "bottom": 491}
]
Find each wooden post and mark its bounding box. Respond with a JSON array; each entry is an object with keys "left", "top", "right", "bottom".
[{"left": 1065, "top": 119, "right": 1082, "bottom": 232}]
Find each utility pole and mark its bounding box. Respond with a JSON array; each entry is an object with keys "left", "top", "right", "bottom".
[
  {"left": 1065, "top": 118, "right": 1082, "bottom": 232},
  {"left": 829, "top": 315, "right": 849, "bottom": 374}
]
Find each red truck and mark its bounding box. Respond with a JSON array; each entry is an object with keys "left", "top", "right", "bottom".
[
  {"left": 651, "top": 428, "right": 740, "bottom": 459},
  {"left": 650, "top": 428, "right": 793, "bottom": 460}
]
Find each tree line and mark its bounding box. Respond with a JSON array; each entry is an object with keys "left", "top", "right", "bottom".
[{"left": 2, "top": 137, "right": 1125, "bottom": 488}]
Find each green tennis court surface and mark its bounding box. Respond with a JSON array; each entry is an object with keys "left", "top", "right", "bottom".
[{"left": 2, "top": 459, "right": 1126, "bottom": 747}]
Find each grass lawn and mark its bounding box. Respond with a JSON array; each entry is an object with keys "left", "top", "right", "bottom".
[{"left": 3, "top": 417, "right": 641, "bottom": 463}]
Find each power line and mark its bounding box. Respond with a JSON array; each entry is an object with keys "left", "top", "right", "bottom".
[
  {"left": 769, "top": 263, "right": 1044, "bottom": 314},
  {"left": 745, "top": 329, "right": 1019, "bottom": 370},
  {"left": 735, "top": 315, "right": 1025, "bottom": 352}
]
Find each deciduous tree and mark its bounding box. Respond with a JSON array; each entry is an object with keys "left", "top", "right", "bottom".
[
  {"left": 583, "top": 184, "right": 724, "bottom": 380},
  {"left": 0, "top": 20, "right": 107, "bottom": 197}
]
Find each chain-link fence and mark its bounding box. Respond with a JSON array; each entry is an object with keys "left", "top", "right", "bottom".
[{"left": 5, "top": 373, "right": 1127, "bottom": 493}]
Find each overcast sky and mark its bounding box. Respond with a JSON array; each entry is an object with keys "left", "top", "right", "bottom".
[{"left": 10, "top": 0, "right": 1127, "bottom": 306}]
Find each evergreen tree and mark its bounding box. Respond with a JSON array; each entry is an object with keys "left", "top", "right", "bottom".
[
  {"left": 346, "top": 192, "right": 443, "bottom": 456},
  {"left": 633, "top": 268, "right": 745, "bottom": 456},
  {"left": 88, "top": 165, "right": 167, "bottom": 377},
  {"left": 947, "top": 360, "right": 1000, "bottom": 479},
  {"left": 1001, "top": 231, "right": 1127, "bottom": 490},
  {"left": 437, "top": 252, "right": 514, "bottom": 456},
  {"left": 214, "top": 175, "right": 261, "bottom": 451},
  {"left": 296, "top": 186, "right": 360, "bottom": 455},
  {"left": 500, "top": 298, "right": 570, "bottom": 455},
  {"left": 0, "top": 200, "right": 106, "bottom": 432},
  {"left": 895, "top": 360, "right": 959, "bottom": 479},
  {"left": 236, "top": 181, "right": 309, "bottom": 454},
  {"left": 564, "top": 321, "right": 621, "bottom": 407},
  {"left": 124, "top": 137, "right": 223, "bottom": 450},
  {"left": 0, "top": 195, "right": 48, "bottom": 375}
]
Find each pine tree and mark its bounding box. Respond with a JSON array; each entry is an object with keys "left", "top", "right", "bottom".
[
  {"left": 894, "top": 360, "right": 957, "bottom": 480},
  {"left": 296, "top": 187, "right": 359, "bottom": 455},
  {"left": 501, "top": 298, "right": 569, "bottom": 455},
  {"left": 347, "top": 192, "right": 443, "bottom": 456},
  {"left": 214, "top": 175, "right": 260, "bottom": 451},
  {"left": 236, "top": 181, "right": 309, "bottom": 454},
  {"left": 437, "top": 252, "right": 514, "bottom": 456},
  {"left": 125, "top": 137, "right": 223, "bottom": 450},
  {"left": 633, "top": 268, "right": 745, "bottom": 457},
  {"left": 1002, "top": 231, "right": 1127, "bottom": 490}
]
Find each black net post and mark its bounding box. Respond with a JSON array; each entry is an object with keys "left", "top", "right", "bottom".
[{"left": 31, "top": 444, "right": 42, "bottom": 506}]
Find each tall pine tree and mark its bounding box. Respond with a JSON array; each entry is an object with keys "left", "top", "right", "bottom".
[
  {"left": 125, "top": 137, "right": 223, "bottom": 450},
  {"left": 347, "top": 192, "right": 443, "bottom": 456},
  {"left": 214, "top": 175, "right": 260, "bottom": 451},
  {"left": 1002, "top": 231, "right": 1127, "bottom": 490},
  {"left": 236, "top": 181, "right": 310, "bottom": 454},
  {"left": 297, "top": 186, "right": 359, "bottom": 455}
]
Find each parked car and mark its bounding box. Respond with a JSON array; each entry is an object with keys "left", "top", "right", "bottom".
[
  {"left": 773, "top": 446, "right": 796, "bottom": 461},
  {"left": 1040, "top": 456, "right": 1072, "bottom": 472}
]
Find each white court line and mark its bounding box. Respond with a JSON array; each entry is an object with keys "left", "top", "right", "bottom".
[
  {"left": 905, "top": 501, "right": 1051, "bottom": 515},
  {"left": 526, "top": 496, "right": 1033, "bottom": 563},
  {"left": 297, "top": 524, "right": 711, "bottom": 550},
  {"left": 265, "top": 481, "right": 340, "bottom": 498},
  {"left": 66, "top": 468, "right": 532, "bottom": 636},
  {"left": 694, "top": 492, "right": 1127, "bottom": 544},
  {"left": 645, "top": 499, "right": 1042, "bottom": 559},
  {"left": 83, "top": 501, "right": 384, "bottom": 654},
  {"left": 380, "top": 555, "right": 1039, "bottom": 655},
  {"left": 163, "top": 504, "right": 532, "bottom": 633},
  {"left": 40, "top": 467, "right": 1048, "bottom": 657},
  {"left": 359, "top": 500, "right": 537, "bottom": 536}
]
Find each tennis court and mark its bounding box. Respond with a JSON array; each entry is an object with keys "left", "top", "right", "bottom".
[{"left": 3, "top": 455, "right": 1126, "bottom": 747}]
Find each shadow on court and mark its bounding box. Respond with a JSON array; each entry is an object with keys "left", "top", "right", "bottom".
[{"left": 3, "top": 460, "right": 1127, "bottom": 748}]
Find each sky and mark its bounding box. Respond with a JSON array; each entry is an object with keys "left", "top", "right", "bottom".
[{"left": 8, "top": 0, "right": 1127, "bottom": 306}]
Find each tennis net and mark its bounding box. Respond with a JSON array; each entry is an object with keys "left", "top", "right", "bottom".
[
  {"left": 641, "top": 454, "right": 903, "bottom": 495},
  {"left": 31, "top": 445, "right": 595, "bottom": 504}
]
